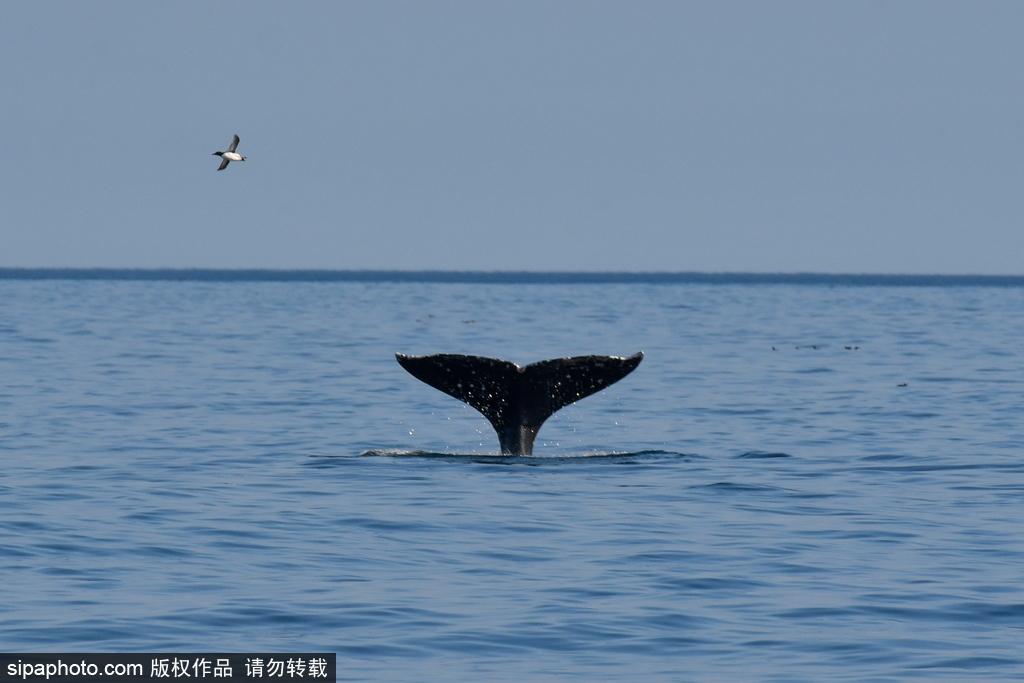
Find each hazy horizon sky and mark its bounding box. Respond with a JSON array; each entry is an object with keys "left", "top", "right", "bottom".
[{"left": 3, "top": 1, "right": 1023, "bottom": 273}]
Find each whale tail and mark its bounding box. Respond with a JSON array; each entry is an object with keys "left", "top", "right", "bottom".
[{"left": 395, "top": 352, "right": 643, "bottom": 455}]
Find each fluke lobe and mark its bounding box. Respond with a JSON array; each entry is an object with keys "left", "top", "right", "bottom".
[{"left": 395, "top": 352, "right": 643, "bottom": 455}]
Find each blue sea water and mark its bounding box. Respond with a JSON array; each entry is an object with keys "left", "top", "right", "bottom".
[{"left": 1, "top": 273, "right": 1022, "bottom": 682}]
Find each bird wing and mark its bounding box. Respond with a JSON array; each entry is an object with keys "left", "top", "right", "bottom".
[
  {"left": 227, "top": 134, "right": 240, "bottom": 153},
  {"left": 217, "top": 157, "right": 230, "bottom": 171}
]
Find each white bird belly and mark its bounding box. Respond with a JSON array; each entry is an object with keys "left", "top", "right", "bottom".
[{"left": 223, "top": 152, "right": 243, "bottom": 162}]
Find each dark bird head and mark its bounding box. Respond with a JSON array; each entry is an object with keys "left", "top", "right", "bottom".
[{"left": 212, "top": 151, "right": 223, "bottom": 157}]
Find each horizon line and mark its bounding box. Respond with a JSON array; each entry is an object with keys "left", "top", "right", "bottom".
[{"left": 2, "top": 267, "right": 1023, "bottom": 286}]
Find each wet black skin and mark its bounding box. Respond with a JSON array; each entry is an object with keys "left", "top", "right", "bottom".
[{"left": 396, "top": 352, "right": 643, "bottom": 455}]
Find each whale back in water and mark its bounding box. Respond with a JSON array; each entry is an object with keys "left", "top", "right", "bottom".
[{"left": 395, "top": 352, "right": 643, "bottom": 455}]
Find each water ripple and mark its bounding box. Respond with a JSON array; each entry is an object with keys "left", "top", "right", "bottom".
[{"left": 1, "top": 279, "right": 1022, "bottom": 681}]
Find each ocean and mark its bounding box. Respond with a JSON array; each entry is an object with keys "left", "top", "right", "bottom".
[{"left": 1, "top": 272, "right": 1022, "bottom": 681}]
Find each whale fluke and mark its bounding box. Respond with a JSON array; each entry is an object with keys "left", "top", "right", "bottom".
[{"left": 395, "top": 352, "right": 643, "bottom": 455}]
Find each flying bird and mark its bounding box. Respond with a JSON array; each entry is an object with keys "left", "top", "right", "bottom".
[{"left": 212, "top": 134, "right": 246, "bottom": 171}]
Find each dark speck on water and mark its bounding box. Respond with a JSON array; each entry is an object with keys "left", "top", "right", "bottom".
[{"left": 1, "top": 271, "right": 1023, "bottom": 681}]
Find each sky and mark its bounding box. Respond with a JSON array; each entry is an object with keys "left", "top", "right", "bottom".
[{"left": 2, "top": 1, "right": 1023, "bottom": 273}]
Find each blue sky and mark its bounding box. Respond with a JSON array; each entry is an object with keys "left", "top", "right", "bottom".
[{"left": 2, "top": 1, "right": 1023, "bottom": 272}]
